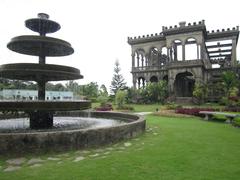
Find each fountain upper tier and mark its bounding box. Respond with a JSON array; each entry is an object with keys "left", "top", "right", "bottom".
[
  {"left": 8, "top": 13, "right": 73, "bottom": 57},
  {"left": 25, "top": 13, "right": 61, "bottom": 34}
]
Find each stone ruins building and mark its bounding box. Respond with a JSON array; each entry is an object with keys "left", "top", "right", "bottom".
[{"left": 128, "top": 20, "right": 239, "bottom": 103}]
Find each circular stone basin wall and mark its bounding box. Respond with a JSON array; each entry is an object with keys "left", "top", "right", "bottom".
[{"left": 0, "top": 111, "right": 145, "bottom": 155}]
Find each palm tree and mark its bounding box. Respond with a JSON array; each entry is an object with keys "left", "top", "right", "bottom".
[{"left": 221, "top": 71, "right": 239, "bottom": 98}]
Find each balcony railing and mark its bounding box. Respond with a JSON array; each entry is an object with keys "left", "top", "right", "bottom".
[
  {"left": 132, "top": 65, "right": 166, "bottom": 72},
  {"left": 132, "top": 60, "right": 204, "bottom": 72}
]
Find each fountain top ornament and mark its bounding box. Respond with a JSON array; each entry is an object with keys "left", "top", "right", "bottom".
[{"left": 0, "top": 13, "right": 91, "bottom": 129}]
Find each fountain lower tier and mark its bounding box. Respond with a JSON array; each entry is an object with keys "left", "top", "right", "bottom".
[
  {"left": 0, "top": 100, "right": 91, "bottom": 129},
  {"left": 0, "top": 63, "right": 83, "bottom": 81},
  {"left": 0, "top": 100, "right": 91, "bottom": 111}
]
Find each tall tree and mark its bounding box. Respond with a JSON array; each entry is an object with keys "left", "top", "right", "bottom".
[
  {"left": 110, "top": 60, "right": 126, "bottom": 95},
  {"left": 82, "top": 82, "right": 99, "bottom": 98},
  {"left": 99, "top": 84, "right": 108, "bottom": 96},
  {"left": 65, "top": 80, "right": 80, "bottom": 95}
]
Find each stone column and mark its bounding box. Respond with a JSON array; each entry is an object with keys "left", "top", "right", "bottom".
[
  {"left": 167, "top": 47, "right": 170, "bottom": 62},
  {"left": 132, "top": 54, "right": 135, "bottom": 67},
  {"left": 182, "top": 42, "right": 185, "bottom": 61},
  {"left": 133, "top": 78, "right": 137, "bottom": 89},
  {"left": 197, "top": 44, "right": 199, "bottom": 59},
  {"left": 174, "top": 44, "right": 177, "bottom": 61},
  {"left": 141, "top": 57, "right": 144, "bottom": 67},
  {"left": 200, "top": 43, "right": 205, "bottom": 59},
  {"left": 168, "top": 78, "right": 175, "bottom": 95},
  {"left": 231, "top": 38, "right": 237, "bottom": 66},
  {"left": 137, "top": 55, "right": 140, "bottom": 67},
  {"left": 138, "top": 79, "right": 140, "bottom": 89},
  {"left": 170, "top": 48, "right": 173, "bottom": 61},
  {"left": 142, "top": 79, "right": 145, "bottom": 88},
  {"left": 199, "top": 45, "right": 202, "bottom": 59}
]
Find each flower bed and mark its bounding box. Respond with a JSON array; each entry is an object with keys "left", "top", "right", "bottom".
[{"left": 95, "top": 104, "right": 113, "bottom": 111}]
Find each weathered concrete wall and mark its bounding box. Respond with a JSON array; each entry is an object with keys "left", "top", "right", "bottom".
[{"left": 0, "top": 111, "right": 145, "bottom": 155}]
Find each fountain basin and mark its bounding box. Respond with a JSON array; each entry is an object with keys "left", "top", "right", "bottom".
[{"left": 0, "top": 111, "right": 145, "bottom": 155}]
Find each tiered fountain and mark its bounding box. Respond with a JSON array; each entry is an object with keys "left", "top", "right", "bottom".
[
  {"left": 0, "top": 14, "right": 145, "bottom": 155},
  {"left": 0, "top": 13, "right": 91, "bottom": 129}
]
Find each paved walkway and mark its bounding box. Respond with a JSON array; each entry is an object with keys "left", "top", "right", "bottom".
[{"left": 134, "top": 112, "right": 152, "bottom": 116}]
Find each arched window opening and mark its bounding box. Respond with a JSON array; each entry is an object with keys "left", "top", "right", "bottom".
[
  {"left": 174, "top": 72, "right": 195, "bottom": 97},
  {"left": 150, "top": 76, "right": 158, "bottom": 83},
  {"left": 135, "top": 49, "right": 146, "bottom": 68},
  {"left": 149, "top": 47, "right": 159, "bottom": 66},
  {"left": 159, "top": 47, "right": 168, "bottom": 66},
  {"left": 172, "top": 40, "right": 183, "bottom": 61},
  {"left": 138, "top": 77, "right": 146, "bottom": 89},
  {"left": 185, "top": 38, "right": 198, "bottom": 60}
]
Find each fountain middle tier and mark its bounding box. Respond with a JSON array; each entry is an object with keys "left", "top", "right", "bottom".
[
  {"left": 0, "top": 63, "right": 83, "bottom": 81},
  {"left": 7, "top": 35, "right": 74, "bottom": 56}
]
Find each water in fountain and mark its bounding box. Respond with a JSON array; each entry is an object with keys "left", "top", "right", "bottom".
[{"left": 0, "top": 117, "right": 125, "bottom": 133}]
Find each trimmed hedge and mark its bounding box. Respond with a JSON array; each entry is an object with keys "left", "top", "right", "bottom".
[
  {"left": 175, "top": 108, "right": 218, "bottom": 117},
  {"left": 233, "top": 118, "right": 240, "bottom": 127}
]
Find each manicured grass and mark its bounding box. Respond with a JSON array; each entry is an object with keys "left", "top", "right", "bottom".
[
  {"left": 1, "top": 115, "right": 240, "bottom": 179},
  {"left": 126, "top": 103, "right": 161, "bottom": 112}
]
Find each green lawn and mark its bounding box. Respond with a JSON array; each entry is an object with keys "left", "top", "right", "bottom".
[
  {"left": 128, "top": 103, "right": 161, "bottom": 112},
  {"left": 1, "top": 115, "right": 240, "bottom": 180}
]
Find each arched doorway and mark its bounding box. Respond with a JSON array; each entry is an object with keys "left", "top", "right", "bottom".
[
  {"left": 174, "top": 72, "right": 195, "bottom": 97},
  {"left": 163, "top": 75, "right": 168, "bottom": 83},
  {"left": 150, "top": 76, "right": 158, "bottom": 83}
]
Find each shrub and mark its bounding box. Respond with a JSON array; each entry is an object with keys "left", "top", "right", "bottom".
[
  {"left": 175, "top": 108, "right": 217, "bottom": 117},
  {"left": 193, "top": 82, "right": 208, "bottom": 105},
  {"left": 115, "top": 90, "right": 127, "bottom": 109},
  {"left": 97, "top": 95, "right": 109, "bottom": 107},
  {"left": 95, "top": 103, "right": 113, "bottom": 111},
  {"left": 211, "top": 115, "right": 228, "bottom": 123},
  {"left": 219, "top": 97, "right": 228, "bottom": 106},
  {"left": 165, "top": 102, "right": 182, "bottom": 110},
  {"left": 233, "top": 117, "right": 240, "bottom": 127},
  {"left": 224, "top": 106, "right": 240, "bottom": 112}
]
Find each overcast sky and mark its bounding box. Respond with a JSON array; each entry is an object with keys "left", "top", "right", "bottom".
[{"left": 0, "top": 0, "right": 239, "bottom": 91}]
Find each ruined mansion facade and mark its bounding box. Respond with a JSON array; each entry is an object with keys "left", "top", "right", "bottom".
[{"left": 128, "top": 20, "right": 239, "bottom": 102}]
